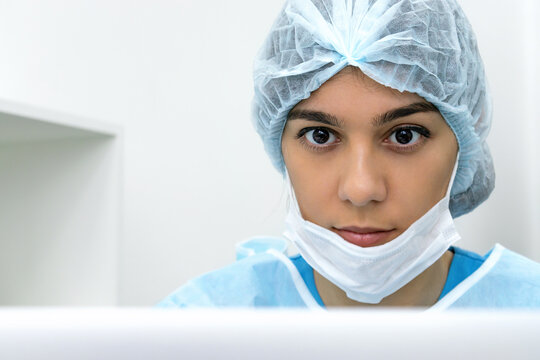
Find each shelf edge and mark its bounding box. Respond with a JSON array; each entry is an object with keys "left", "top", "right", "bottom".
[{"left": 0, "top": 98, "right": 122, "bottom": 137}]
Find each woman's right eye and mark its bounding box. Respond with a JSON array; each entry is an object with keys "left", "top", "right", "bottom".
[{"left": 300, "top": 127, "right": 338, "bottom": 146}]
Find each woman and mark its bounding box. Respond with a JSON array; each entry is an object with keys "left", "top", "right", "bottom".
[{"left": 159, "top": 0, "right": 540, "bottom": 308}]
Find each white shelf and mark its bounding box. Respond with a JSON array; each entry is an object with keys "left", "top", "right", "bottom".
[
  {"left": 0, "top": 99, "right": 122, "bottom": 306},
  {"left": 0, "top": 98, "right": 120, "bottom": 143}
]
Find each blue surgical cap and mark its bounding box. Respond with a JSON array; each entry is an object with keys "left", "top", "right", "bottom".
[{"left": 252, "top": 0, "right": 494, "bottom": 217}]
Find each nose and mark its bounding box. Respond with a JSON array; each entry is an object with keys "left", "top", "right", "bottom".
[{"left": 337, "top": 149, "right": 387, "bottom": 207}]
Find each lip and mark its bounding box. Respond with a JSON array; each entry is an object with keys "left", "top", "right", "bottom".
[{"left": 333, "top": 226, "right": 396, "bottom": 248}]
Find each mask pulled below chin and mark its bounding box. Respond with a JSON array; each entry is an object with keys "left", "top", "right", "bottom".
[{"left": 283, "top": 156, "right": 461, "bottom": 304}]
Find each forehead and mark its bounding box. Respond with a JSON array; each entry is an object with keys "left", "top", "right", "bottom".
[{"left": 292, "top": 67, "right": 426, "bottom": 116}]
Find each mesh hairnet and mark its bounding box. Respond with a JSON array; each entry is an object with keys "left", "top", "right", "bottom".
[{"left": 252, "top": 0, "right": 494, "bottom": 217}]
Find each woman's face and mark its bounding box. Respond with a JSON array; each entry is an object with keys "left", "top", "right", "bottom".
[{"left": 281, "top": 68, "right": 458, "bottom": 247}]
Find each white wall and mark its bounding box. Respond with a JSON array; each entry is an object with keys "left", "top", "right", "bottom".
[
  {"left": 0, "top": 0, "right": 538, "bottom": 305},
  {"left": 455, "top": 0, "right": 540, "bottom": 261},
  {"left": 0, "top": 137, "right": 120, "bottom": 305}
]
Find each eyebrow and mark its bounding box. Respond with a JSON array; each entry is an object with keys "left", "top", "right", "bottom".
[
  {"left": 287, "top": 102, "right": 439, "bottom": 128},
  {"left": 287, "top": 109, "right": 344, "bottom": 127},
  {"left": 372, "top": 102, "right": 439, "bottom": 127}
]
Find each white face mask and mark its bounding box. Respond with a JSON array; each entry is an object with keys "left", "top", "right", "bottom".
[{"left": 283, "top": 156, "right": 461, "bottom": 304}]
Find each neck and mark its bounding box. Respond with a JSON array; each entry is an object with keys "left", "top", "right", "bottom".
[{"left": 314, "top": 250, "right": 454, "bottom": 307}]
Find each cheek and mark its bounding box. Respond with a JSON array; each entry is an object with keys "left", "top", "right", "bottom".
[
  {"left": 392, "top": 151, "right": 455, "bottom": 227},
  {"left": 288, "top": 163, "right": 337, "bottom": 223},
  {"left": 282, "top": 142, "right": 338, "bottom": 225}
]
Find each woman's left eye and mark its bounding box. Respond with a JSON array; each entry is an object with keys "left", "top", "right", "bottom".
[{"left": 387, "top": 126, "right": 429, "bottom": 146}]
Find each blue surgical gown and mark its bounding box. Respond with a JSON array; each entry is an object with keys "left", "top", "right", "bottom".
[{"left": 157, "top": 240, "right": 540, "bottom": 309}]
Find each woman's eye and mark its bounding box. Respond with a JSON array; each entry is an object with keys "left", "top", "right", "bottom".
[
  {"left": 304, "top": 128, "right": 337, "bottom": 146},
  {"left": 388, "top": 127, "right": 423, "bottom": 146}
]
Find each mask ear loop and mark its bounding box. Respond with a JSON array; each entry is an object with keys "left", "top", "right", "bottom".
[
  {"left": 284, "top": 170, "right": 302, "bottom": 215},
  {"left": 445, "top": 153, "right": 460, "bottom": 199}
]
